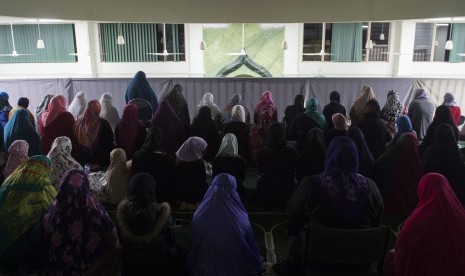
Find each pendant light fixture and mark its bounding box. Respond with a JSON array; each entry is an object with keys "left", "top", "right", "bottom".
[
  {"left": 281, "top": 40, "right": 288, "bottom": 50},
  {"left": 117, "top": 23, "right": 125, "bottom": 45},
  {"left": 445, "top": 23, "right": 454, "bottom": 50},
  {"left": 379, "top": 23, "right": 385, "bottom": 41},
  {"left": 36, "top": 23, "right": 45, "bottom": 49},
  {"left": 365, "top": 39, "right": 373, "bottom": 49},
  {"left": 200, "top": 40, "right": 207, "bottom": 50}
]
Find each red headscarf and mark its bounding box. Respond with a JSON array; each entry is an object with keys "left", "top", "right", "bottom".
[
  {"left": 74, "top": 100, "right": 101, "bottom": 150},
  {"left": 394, "top": 173, "right": 465, "bottom": 276},
  {"left": 254, "top": 91, "right": 277, "bottom": 124},
  {"left": 41, "top": 95, "right": 67, "bottom": 127},
  {"left": 117, "top": 104, "right": 145, "bottom": 157}
]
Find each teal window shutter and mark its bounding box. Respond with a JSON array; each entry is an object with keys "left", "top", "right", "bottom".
[
  {"left": 331, "top": 23, "right": 363, "bottom": 62},
  {"left": 449, "top": 23, "right": 465, "bottom": 63}
]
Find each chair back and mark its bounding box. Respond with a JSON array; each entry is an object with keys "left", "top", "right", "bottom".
[{"left": 128, "top": 98, "right": 153, "bottom": 121}]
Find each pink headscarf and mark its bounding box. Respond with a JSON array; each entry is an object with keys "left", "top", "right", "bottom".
[
  {"left": 176, "top": 137, "right": 207, "bottom": 162},
  {"left": 394, "top": 173, "right": 465, "bottom": 276},
  {"left": 117, "top": 104, "right": 145, "bottom": 158},
  {"left": 3, "top": 140, "right": 29, "bottom": 179},
  {"left": 254, "top": 91, "right": 275, "bottom": 114},
  {"left": 332, "top": 113, "right": 348, "bottom": 131},
  {"left": 41, "top": 95, "right": 67, "bottom": 127}
]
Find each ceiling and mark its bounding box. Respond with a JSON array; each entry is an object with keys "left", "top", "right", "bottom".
[{"left": 0, "top": 0, "right": 464, "bottom": 23}]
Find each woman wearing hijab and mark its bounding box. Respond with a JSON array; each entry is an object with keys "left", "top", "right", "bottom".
[
  {"left": 9, "top": 97, "right": 35, "bottom": 126},
  {"left": 256, "top": 123, "right": 297, "bottom": 209},
  {"left": 74, "top": 100, "right": 115, "bottom": 167},
  {"left": 407, "top": 88, "right": 435, "bottom": 140},
  {"left": 35, "top": 94, "right": 54, "bottom": 128},
  {"left": 195, "top": 92, "right": 222, "bottom": 121},
  {"left": 125, "top": 71, "right": 159, "bottom": 114},
  {"left": 375, "top": 133, "right": 423, "bottom": 214},
  {"left": 392, "top": 173, "right": 465, "bottom": 276},
  {"left": 323, "top": 91, "right": 347, "bottom": 130},
  {"left": 274, "top": 136, "right": 383, "bottom": 275},
  {"left": 442, "top": 92, "right": 461, "bottom": 125},
  {"left": 115, "top": 104, "right": 147, "bottom": 160},
  {"left": 68, "top": 91, "right": 87, "bottom": 119},
  {"left": 222, "top": 105, "right": 251, "bottom": 161},
  {"left": 222, "top": 93, "right": 251, "bottom": 123},
  {"left": 421, "top": 123, "right": 465, "bottom": 206},
  {"left": 103, "top": 148, "right": 131, "bottom": 204},
  {"left": 284, "top": 94, "right": 305, "bottom": 129},
  {"left": 296, "top": 128, "right": 326, "bottom": 183},
  {"left": 163, "top": 84, "right": 191, "bottom": 135},
  {"left": 325, "top": 113, "right": 348, "bottom": 145},
  {"left": 212, "top": 133, "right": 247, "bottom": 198},
  {"left": 42, "top": 169, "right": 120, "bottom": 275},
  {"left": 0, "top": 92, "right": 13, "bottom": 151},
  {"left": 249, "top": 106, "right": 273, "bottom": 165},
  {"left": 132, "top": 127, "right": 177, "bottom": 203},
  {"left": 289, "top": 98, "right": 326, "bottom": 153},
  {"left": 347, "top": 127, "right": 376, "bottom": 179},
  {"left": 47, "top": 136, "right": 82, "bottom": 189},
  {"left": 4, "top": 109, "right": 41, "bottom": 156},
  {"left": 117, "top": 173, "right": 177, "bottom": 275},
  {"left": 100, "top": 93, "right": 120, "bottom": 132},
  {"left": 187, "top": 173, "right": 263, "bottom": 275},
  {"left": 0, "top": 156, "right": 56, "bottom": 275},
  {"left": 38, "top": 95, "right": 76, "bottom": 155},
  {"left": 254, "top": 91, "right": 278, "bottom": 124},
  {"left": 190, "top": 106, "right": 221, "bottom": 162},
  {"left": 418, "top": 105, "right": 459, "bottom": 156},
  {"left": 381, "top": 90, "right": 405, "bottom": 139},
  {"left": 349, "top": 85, "right": 376, "bottom": 126},
  {"left": 3, "top": 140, "right": 29, "bottom": 180},
  {"left": 386, "top": 115, "right": 416, "bottom": 147},
  {"left": 175, "top": 137, "right": 208, "bottom": 210},
  {"left": 150, "top": 100, "right": 185, "bottom": 157},
  {"left": 357, "top": 99, "right": 388, "bottom": 160}
]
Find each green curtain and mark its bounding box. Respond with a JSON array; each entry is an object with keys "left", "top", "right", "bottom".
[
  {"left": 0, "top": 24, "right": 76, "bottom": 63},
  {"left": 99, "top": 23, "right": 185, "bottom": 62},
  {"left": 449, "top": 23, "right": 465, "bottom": 63},
  {"left": 331, "top": 23, "right": 363, "bottom": 62}
]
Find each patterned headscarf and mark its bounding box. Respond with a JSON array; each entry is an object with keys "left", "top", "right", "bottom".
[
  {"left": 36, "top": 94, "right": 54, "bottom": 125},
  {"left": 74, "top": 100, "right": 102, "bottom": 150},
  {"left": 255, "top": 91, "right": 275, "bottom": 114},
  {"left": 105, "top": 148, "right": 130, "bottom": 204},
  {"left": 42, "top": 169, "right": 114, "bottom": 275},
  {"left": 41, "top": 95, "right": 67, "bottom": 127},
  {"left": 68, "top": 91, "right": 87, "bottom": 119},
  {"left": 382, "top": 90, "right": 404, "bottom": 138},
  {"left": 304, "top": 98, "right": 327, "bottom": 128},
  {"left": 442, "top": 92, "right": 457, "bottom": 107},
  {"left": 47, "top": 136, "right": 82, "bottom": 189},
  {"left": 0, "top": 156, "right": 56, "bottom": 253},
  {"left": 3, "top": 140, "right": 29, "bottom": 180},
  {"left": 99, "top": 93, "right": 120, "bottom": 131},
  {"left": 217, "top": 133, "right": 238, "bottom": 156},
  {"left": 176, "top": 137, "right": 207, "bottom": 162}
]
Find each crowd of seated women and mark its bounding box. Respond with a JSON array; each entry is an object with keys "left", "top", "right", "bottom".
[{"left": 0, "top": 71, "right": 465, "bottom": 275}]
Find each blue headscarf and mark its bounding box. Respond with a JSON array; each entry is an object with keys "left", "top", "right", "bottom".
[
  {"left": 396, "top": 115, "right": 413, "bottom": 134},
  {"left": 4, "top": 109, "right": 41, "bottom": 156},
  {"left": 304, "top": 98, "right": 326, "bottom": 128},
  {"left": 187, "top": 173, "right": 263, "bottom": 275},
  {"left": 125, "top": 71, "right": 159, "bottom": 114},
  {"left": 0, "top": 91, "right": 12, "bottom": 127}
]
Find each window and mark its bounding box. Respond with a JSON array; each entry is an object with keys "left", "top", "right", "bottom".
[
  {"left": 303, "top": 22, "right": 390, "bottom": 62},
  {"left": 0, "top": 24, "right": 77, "bottom": 63},
  {"left": 99, "top": 23, "right": 185, "bottom": 62}
]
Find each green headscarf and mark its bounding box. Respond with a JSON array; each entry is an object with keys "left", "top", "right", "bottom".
[
  {"left": 304, "top": 98, "right": 327, "bottom": 128},
  {"left": 216, "top": 133, "right": 238, "bottom": 156},
  {"left": 0, "top": 155, "right": 56, "bottom": 253}
]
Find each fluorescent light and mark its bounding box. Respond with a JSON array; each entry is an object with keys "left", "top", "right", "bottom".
[
  {"left": 362, "top": 25, "right": 369, "bottom": 29},
  {"left": 436, "top": 23, "right": 450, "bottom": 26}
]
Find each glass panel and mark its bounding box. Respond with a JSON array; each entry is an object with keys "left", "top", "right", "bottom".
[
  {"left": 413, "top": 23, "right": 434, "bottom": 61},
  {"left": 370, "top": 22, "right": 389, "bottom": 61},
  {"left": 303, "top": 23, "right": 324, "bottom": 61}
]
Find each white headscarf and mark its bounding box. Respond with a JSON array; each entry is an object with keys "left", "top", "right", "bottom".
[
  {"left": 47, "top": 136, "right": 83, "bottom": 189},
  {"left": 99, "top": 93, "right": 120, "bottom": 131},
  {"left": 68, "top": 91, "right": 87, "bottom": 119},
  {"left": 231, "top": 105, "right": 246, "bottom": 123},
  {"left": 195, "top": 93, "right": 221, "bottom": 120},
  {"left": 176, "top": 137, "right": 207, "bottom": 162},
  {"left": 217, "top": 133, "right": 238, "bottom": 156}
]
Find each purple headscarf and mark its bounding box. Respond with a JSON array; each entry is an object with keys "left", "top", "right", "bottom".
[
  {"left": 150, "top": 100, "right": 185, "bottom": 156},
  {"left": 187, "top": 173, "right": 263, "bottom": 275},
  {"left": 319, "top": 136, "right": 368, "bottom": 221},
  {"left": 414, "top": 88, "right": 429, "bottom": 100},
  {"left": 176, "top": 137, "right": 207, "bottom": 162}
]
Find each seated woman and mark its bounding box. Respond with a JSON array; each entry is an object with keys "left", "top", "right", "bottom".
[
  {"left": 325, "top": 113, "right": 347, "bottom": 146},
  {"left": 357, "top": 99, "right": 388, "bottom": 160},
  {"left": 249, "top": 106, "right": 273, "bottom": 165},
  {"left": 89, "top": 148, "right": 130, "bottom": 204},
  {"left": 284, "top": 94, "right": 305, "bottom": 129},
  {"left": 68, "top": 91, "right": 87, "bottom": 119},
  {"left": 187, "top": 173, "right": 263, "bottom": 275},
  {"left": 322, "top": 91, "right": 346, "bottom": 130},
  {"left": 222, "top": 105, "right": 251, "bottom": 161},
  {"left": 117, "top": 173, "right": 177, "bottom": 275},
  {"left": 381, "top": 90, "right": 404, "bottom": 140},
  {"left": 347, "top": 127, "right": 375, "bottom": 179},
  {"left": 42, "top": 169, "right": 120, "bottom": 275},
  {"left": 125, "top": 71, "right": 158, "bottom": 115},
  {"left": 35, "top": 94, "right": 54, "bottom": 128},
  {"left": 222, "top": 93, "right": 250, "bottom": 124},
  {"left": 190, "top": 106, "right": 221, "bottom": 162},
  {"left": 390, "top": 173, "right": 465, "bottom": 276},
  {"left": 3, "top": 140, "right": 28, "bottom": 180},
  {"left": 132, "top": 126, "right": 177, "bottom": 204},
  {"left": 212, "top": 133, "right": 246, "bottom": 199},
  {"left": 175, "top": 137, "right": 208, "bottom": 210},
  {"left": 254, "top": 91, "right": 278, "bottom": 124},
  {"left": 74, "top": 100, "right": 115, "bottom": 168},
  {"left": 256, "top": 123, "right": 297, "bottom": 209},
  {"left": 47, "top": 136, "right": 83, "bottom": 189},
  {"left": 115, "top": 104, "right": 147, "bottom": 160},
  {"left": 38, "top": 95, "right": 76, "bottom": 155},
  {"left": 163, "top": 84, "right": 191, "bottom": 136},
  {"left": 375, "top": 133, "right": 423, "bottom": 214},
  {"left": 289, "top": 98, "right": 326, "bottom": 153},
  {"left": 195, "top": 92, "right": 222, "bottom": 121},
  {"left": 273, "top": 136, "right": 383, "bottom": 275},
  {"left": 296, "top": 128, "right": 326, "bottom": 184},
  {"left": 387, "top": 115, "right": 416, "bottom": 148},
  {"left": 99, "top": 93, "right": 120, "bottom": 132},
  {"left": 4, "top": 109, "right": 42, "bottom": 156},
  {"left": 9, "top": 97, "right": 35, "bottom": 126},
  {"left": 0, "top": 156, "right": 56, "bottom": 275}
]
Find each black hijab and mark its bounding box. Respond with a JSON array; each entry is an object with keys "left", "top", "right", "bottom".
[
  {"left": 142, "top": 126, "right": 163, "bottom": 152},
  {"left": 347, "top": 127, "right": 375, "bottom": 178},
  {"left": 285, "top": 94, "right": 305, "bottom": 126},
  {"left": 163, "top": 84, "right": 190, "bottom": 128},
  {"left": 297, "top": 128, "right": 326, "bottom": 180},
  {"left": 190, "top": 106, "right": 221, "bottom": 161},
  {"left": 266, "top": 122, "right": 287, "bottom": 149}
]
